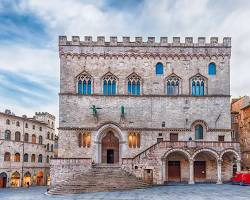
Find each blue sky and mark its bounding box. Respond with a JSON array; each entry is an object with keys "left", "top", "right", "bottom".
[{"left": 0, "top": 0, "right": 250, "bottom": 127}]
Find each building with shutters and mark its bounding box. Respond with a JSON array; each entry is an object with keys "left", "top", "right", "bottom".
[
  {"left": 51, "top": 36, "right": 241, "bottom": 190},
  {"left": 0, "top": 110, "right": 55, "bottom": 188}
]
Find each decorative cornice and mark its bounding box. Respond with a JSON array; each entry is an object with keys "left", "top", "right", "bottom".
[
  {"left": 58, "top": 126, "right": 232, "bottom": 132},
  {"left": 59, "top": 93, "right": 231, "bottom": 98}
]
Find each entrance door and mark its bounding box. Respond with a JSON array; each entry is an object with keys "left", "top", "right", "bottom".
[
  {"left": 168, "top": 161, "right": 181, "bottom": 182},
  {"left": 107, "top": 149, "right": 114, "bottom": 163},
  {"left": 194, "top": 161, "right": 206, "bottom": 181},
  {"left": 143, "top": 169, "right": 153, "bottom": 184},
  {"left": 0, "top": 177, "right": 7, "bottom": 188}
]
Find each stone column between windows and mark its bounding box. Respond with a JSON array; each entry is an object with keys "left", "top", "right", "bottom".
[
  {"left": 189, "top": 159, "right": 194, "bottom": 184},
  {"left": 236, "top": 160, "right": 241, "bottom": 172},
  {"left": 217, "top": 159, "right": 222, "bottom": 184}
]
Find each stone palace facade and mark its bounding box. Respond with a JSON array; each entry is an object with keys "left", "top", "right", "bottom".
[
  {"left": 51, "top": 36, "right": 241, "bottom": 190},
  {"left": 0, "top": 110, "right": 55, "bottom": 188}
]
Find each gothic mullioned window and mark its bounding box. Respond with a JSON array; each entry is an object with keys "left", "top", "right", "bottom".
[
  {"left": 128, "top": 132, "right": 140, "bottom": 148},
  {"left": 127, "top": 73, "right": 141, "bottom": 95},
  {"left": 166, "top": 74, "right": 180, "bottom": 95},
  {"left": 208, "top": 63, "right": 216, "bottom": 75},
  {"left": 103, "top": 72, "right": 117, "bottom": 95},
  {"left": 191, "top": 74, "right": 206, "bottom": 96},
  {"left": 77, "top": 71, "right": 92, "bottom": 95},
  {"left": 14, "top": 153, "right": 20, "bottom": 162}
]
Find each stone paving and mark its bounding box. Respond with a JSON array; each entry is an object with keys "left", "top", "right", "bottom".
[{"left": 0, "top": 184, "right": 250, "bottom": 200}]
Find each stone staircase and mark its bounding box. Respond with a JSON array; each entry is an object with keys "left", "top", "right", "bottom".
[{"left": 48, "top": 163, "right": 149, "bottom": 194}]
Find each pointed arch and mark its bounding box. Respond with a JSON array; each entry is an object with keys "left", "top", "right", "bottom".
[
  {"left": 165, "top": 73, "right": 181, "bottom": 95},
  {"left": 76, "top": 70, "right": 92, "bottom": 95},
  {"left": 190, "top": 73, "right": 207, "bottom": 96},
  {"left": 102, "top": 72, "right": 118, "bottom": 95},
  {"left": 127, "top": 72, "right": 141, "bottom": 95}
]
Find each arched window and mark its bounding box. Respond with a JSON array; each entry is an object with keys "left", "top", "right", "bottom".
[
  {"left": 5, "top": 130, "right": 11, "bottom": 140},
  {"left": 195, "top": 125, "right": 204, "bottom": 140},
  {"left": 128, "top": 132, "right": 140, "bottom": 148},
  {"left": 23, "top": 154, "right": 28, "bottom": 162},
  {"left": 32, "top": 134, "right": 36, "bottom": 144},
  {"left": 127, "top": 73, "right": 141, "bottom": 95},
  {"left": 166, "top": 74, "right": 180, "bottom": 95},
  {"left": 4, "top": 152, "right": 11, "bottom": 161},
  {"left": 191, "top": 74, "right": 206, "bottom": 96},
  {"left": 31, "top": 154, "right": 35, "bottom": 162},
  {"left": 208, "top": 63, "right": 216, "bottom": 75},
  {"left": 51, "top": 144, "right": 53, "bottom": 152},
  {"left": 38, "top": 154, "right": 43, "bottom": 163},
  {"left": 25, "top": 123, "right": 28, "bottom": 128},
  {"left": 51, "top": 133, "right": 54, "bottom": 140},
  {"left": 15, "top": 132, "right": 21, "bottom": 142},
  {"left": 47, "top": 143, "right": 49, "bottom": 151},
  {"left": 6, "top": 119, "right": 10, "bottom": 125},
  {"left": 14, "top": 153, "right": 20, "bottom": 162},
  {"left": 155, "top": 62, "right": 164, "bottom": 75},
  {"left": 77, "top": 72, "right": 92, "bottom": 95},
  {"left": 38, "top": 136, "right": 43, "bottom": 144},
  {"left": 79, "top": 132, "right": 91, "bottom": 148},
  {"left": 39, "top": 127, "right": 42, "bottom": 131},
  {"left": 47, "top": 132, "right": 50, "bottom": 139},
  {"left": 16, "top": 121, "right": 20, "bottom": 127},
  {"left": 103, "top": 72, "right": 117, "bottom": 95},
  {"left": 24, "top": 133, "right": 29, "bottom": 142},
  {"left": 46, "top": 155, "right": 49, "bottom": 163}
]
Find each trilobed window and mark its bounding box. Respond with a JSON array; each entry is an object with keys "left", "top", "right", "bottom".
[
  {"left": 127, "top": 73, "right": 141, "bottom": 95},
  {"left": 166, "top": 74, "right": 180, "bottom": 95},
  {"left": 128, "top": 132, "right": 140, "bottom": 148},
  {"left": 103, "top": 72, "right": 117, "bottom": 95},
  {"left": 77, "top": 72, "right": 92, "bottom": 95},
  {"left": 191, "top": 74, "right": 206, "bottom": 96}
]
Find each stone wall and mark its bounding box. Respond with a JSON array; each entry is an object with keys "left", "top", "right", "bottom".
[{"left": 50, "top": 158, "right": 92, "bottom": 186}]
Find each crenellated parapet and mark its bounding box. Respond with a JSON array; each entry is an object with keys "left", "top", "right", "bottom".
[
  {"left": 59, "top": 36, "right": 231, "bottom": 47},
  {"left": 35, "top": 112, "right": 56, "bottom": 120},
  {"left": 58, "top": 36, "right": 231, "bottom": 59}
]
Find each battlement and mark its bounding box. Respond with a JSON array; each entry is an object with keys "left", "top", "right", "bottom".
[
  {"left": 59, "top": 36, "right": 231, "bottom": 47},
  {"left": 35, "top": 112, "right": 56, "bottom": 120}
]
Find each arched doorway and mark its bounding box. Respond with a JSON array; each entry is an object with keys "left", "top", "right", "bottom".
[
  {"left": 37, "top": 171, "right": 44, "bottom": 186},
  {"left": 101, "top": 131, "right": 119, "bottom": 163},
  {"left": 0, "top": 172, "right": 7, "bottom": 188},
  {"left": 192, "top": 150, "right": 219, "bottom": 183},
  {"left": 220, "top": 150, "right": 241, "bottom": 182},
  {"left": 164, "top": 150, "right": 190, "bottom": 183},
  {"left": 23, "top": 172, "right": 31, "bottom": 187},
  {"left": 11, "top": 171, "right": 20, "bottom": 187}
]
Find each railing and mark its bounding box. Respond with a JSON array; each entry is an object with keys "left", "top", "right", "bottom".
[{"left": 122, "top": 141, "right": 240, "bottom": 165}]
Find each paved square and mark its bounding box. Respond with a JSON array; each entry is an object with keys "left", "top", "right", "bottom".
[{"left": 0, "top": 184, "right": 250, "bottom": 200}]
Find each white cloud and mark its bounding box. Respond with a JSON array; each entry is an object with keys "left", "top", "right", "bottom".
[{"left": 1, "top": 0, "right": 250, "bottom": 130}]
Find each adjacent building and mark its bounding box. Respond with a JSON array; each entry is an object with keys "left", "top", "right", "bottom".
[
  {"left": 51, "top": 36, "right": 241, "bottom": 192},
  {"left": 231, "top": 96, "right": 250, "bottom": 170},
  {"left": 0, "top": 110, "right": 55, "bottom": 188}
]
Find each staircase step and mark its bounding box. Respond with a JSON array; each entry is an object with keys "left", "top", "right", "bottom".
[{"left": 49, "top": 164, "right": 149, "bottom": 194}]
